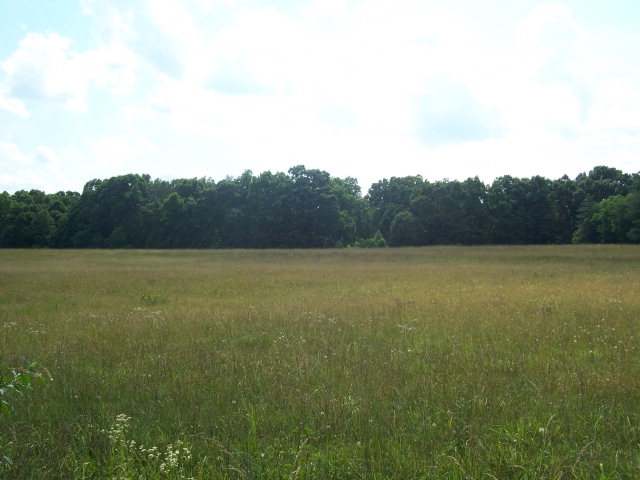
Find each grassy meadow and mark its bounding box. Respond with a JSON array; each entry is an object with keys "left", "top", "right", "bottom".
[{"left": 1, "top": 246, "right": 639, "bottom": 479}]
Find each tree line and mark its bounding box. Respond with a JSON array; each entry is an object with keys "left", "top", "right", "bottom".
[{"left": 1, "top": 165, "right": 639, "bottom": 248}]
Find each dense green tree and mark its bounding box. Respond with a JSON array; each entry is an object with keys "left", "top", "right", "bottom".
[
  {"left": 1, "top": 165, "right": 638, "bottom": 249},
  {"left": 101, "top": 174, "right": 151, "bottom": 247},
  {"left": 163, "top": 178, "right": 215, "bottom": 248},
  {"left": 458, "top": 177, "right": 492, "bottom": 244},
  {"left": 572, "top": 197, "right": 599, "bottom": 244},
  {"left": 0, "top": 190, "right": 54, "bottom": 247},
  {"left": 576, "top": 166, "right": 633, "bottom": 202},
  {"left": 64, "top": 179, "right": 105, "bottom": 247},
  {"left": 213, "top": 177, "right": 248, "bottom": 247},
  {"left": 573, "top": 193, "right": 639, "bottom": 243},
  {"left": 548, "top": 175, "right": 581, "bottom": 243},
  {"left": 245, "top": 170, "right": 292, "bottom": 247},
  {"left": 367, "top": 176, "right": 424, "bottom": 241},
  {"left": 0, "top": 191, "right": 12, "bottom": 244},
  {"left": 487, "top": 176, "right": 556, "bottom": 244},
  {"left": 410, "top": 178, "right": 490, "bottom": 245},
  {"left": 628, "top": 191, "right": 640, "bottom": 241},
  {"left": 389, "top": 210, "right": 421, "bottom": 246},
  {"left": 286, "top": 166, "right": 341, "bottom": 247},
  {"left": 595, "top": 195, "right": 636, "bottom": 243},
  {"left": 330, "top": 176, "right": 367, "bottom": 246},
  {"left": 154, "top": 192, "right": 186, "bottom": 247},
  {"left": 64, "top": 175, "right": 154, "bottom": 247},
  {"left": 47, "top": 191, "right": 80, "bottom": 247},
  {"left": 484, "top": 176, "right": 521, "bottom": 244}
]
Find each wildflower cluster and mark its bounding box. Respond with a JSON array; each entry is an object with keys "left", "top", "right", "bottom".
[
  {"left": 104, "top": 413, "right": 131, "bottom": 443},
  {"left": 159, "top": 440, "right": 192, "bottom": 475},
  {"left": 102, "top": 414, "right": 194, "bottom": 479}
]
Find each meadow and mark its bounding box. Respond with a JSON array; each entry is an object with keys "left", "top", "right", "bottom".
[{"left": 1, "top": 246, "right": 639, "bottom": 479}]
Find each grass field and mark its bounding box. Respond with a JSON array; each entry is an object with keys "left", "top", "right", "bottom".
[{"left": 1, "top": 246, "right": 639, "bottom": 479}]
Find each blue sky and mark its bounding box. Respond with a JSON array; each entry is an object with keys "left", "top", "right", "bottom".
[{"left": 1, "top": 0, "right": 639, "bottom": 194}]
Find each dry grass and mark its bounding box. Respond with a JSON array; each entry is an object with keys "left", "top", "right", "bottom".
[{"left": 1, "top": 245, "right": 639, "bottom": 478}]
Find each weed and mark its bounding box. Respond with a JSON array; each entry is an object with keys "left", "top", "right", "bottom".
[
  {"left": 140, "top": 292, "right": 169, "bottom": 306},
  {"left": 102, "top": 413, "right": 194, "bottom": 479}
]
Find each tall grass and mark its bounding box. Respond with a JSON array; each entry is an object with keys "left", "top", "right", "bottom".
[{"left": 1, "top": 246, "right": 639, "bottom": 478}]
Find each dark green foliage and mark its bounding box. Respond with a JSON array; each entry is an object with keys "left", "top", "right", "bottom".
[
  {"left": 411, "top": 177, "right": 491, "bottom": 245},
  {"left": 366, "top": 175, "right": 424, "bottom": 241},
  {"left": 0, "top": 165, "right": 638, "bottom": 247},
  {"left": 390, "top": 210, "right": 421, "bottom": 246},
  {"left": 355, "top": 231, "right": 387, "bottom": 248},
  {"left": 573, "top": 193, "right": 639, "bottom": 243},
  {"left": 487, "top": 175, "right": 557, "bottom": 244},
  {"left": 0, "top": 189, "right": 79, "bottom": 247}
]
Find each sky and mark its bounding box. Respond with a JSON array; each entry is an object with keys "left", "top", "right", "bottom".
[{"left": 1, "top": 0, "right": 639, "bottom": 194}]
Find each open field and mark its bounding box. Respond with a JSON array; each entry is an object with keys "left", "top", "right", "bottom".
[{"left": 1, "top": 246, "right": 639, "bottom": 479}]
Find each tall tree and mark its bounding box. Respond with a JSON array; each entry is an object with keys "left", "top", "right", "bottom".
[
  {"left": 389, "top": 210, "right": 421, "bottom": 246},
  {"left": 1, "top": 190, "right": 55, "bottom": 247},
  {"left": 548, "top": 175, "right": 580, "bottom": 243},
  {"left": 330, "top": 176, "right": 366, "bottom": 246},
  {"left": 366, "top": 175, "right": 424, "bottom": 241},
  {"left": 410, "top": 178, "right": 490, "bottom": 245},
  {"left": 575, "top": 166, "right": 633, "bottom": 203},
  {"left": 245, "top": 170, "right": 292, "bottom": 247},
  {"left": 286, "top": 166, "right": 341, "bottom": 247},
  {"left": 573, "top": 193, "right": 639, "bottom": 243},
  {"left": 487, "top": 176, "right": 556, "bottom": 244},
  {"left": 65, "top": 174, "right": 153, "bottom": 247}
]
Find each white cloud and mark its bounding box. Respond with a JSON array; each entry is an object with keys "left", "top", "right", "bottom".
[
  {"left": 208, "top": 6, "right": 311, "bottom": 94},
  {"left": 415, "top": 79, "right": 504, "bottom": 146},
  {"left": 0, "top": 85, "right": 30, "bottom": 118},
  {"left": 79, "top": 0, "right": 137, "bottom": 44},
  {"left": 146, "top": 0, "right": 200, "bottom": 42},
  {"left": 589, "top": 73, "right": 640, "bottom": 135},
  {"left": 200, "top": 1, "right": 498, "bottom": 142},
  {"left": 0, "top": 20, "right": 140, "bottom": 118},
  {"left": 84, "top": 0, "right": 201, "bottom": 80},
  {"left": 2, "top": 0, "right": 639, "bottom": 195},
  {"left": 85, "top": 135, "right": 159, "bottom": 169},
  {"left": 33, "top": 145, "right": 60, "bottom": 165},
  {"left": 2, "top": 33, "right": 91, "bottom": 111},
  {"left": 0, "top": 141, "right": 30, "bottom": 165},
  {"left": 0, "top": 142, "right": 69, "bottom": 192},
  {"left": 83, "top": 43, "right": 140, "bottom": 95},
  {"left": 474, "top": 2, "right": 593, "bottom": 151}
]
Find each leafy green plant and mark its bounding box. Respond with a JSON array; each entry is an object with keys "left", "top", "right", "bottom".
[
  {"left": 354, "top": 230, "right": 387, "bottom": 247},
  {"left": 1, "top": 360, "right": 47, "bottom": 469}
]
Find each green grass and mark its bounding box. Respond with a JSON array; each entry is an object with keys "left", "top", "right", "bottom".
[{"left": 1, "top": 246, "right": 639, "bottom": 478}]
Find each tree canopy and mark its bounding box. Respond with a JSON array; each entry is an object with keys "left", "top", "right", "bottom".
[{"left": 1, "top": 165, "right": 638, "bottom": 248}]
